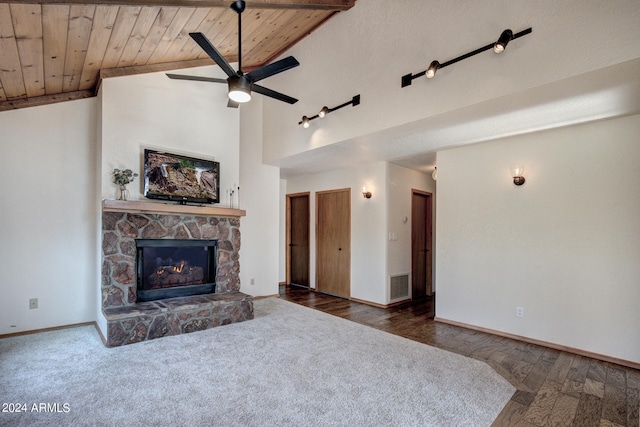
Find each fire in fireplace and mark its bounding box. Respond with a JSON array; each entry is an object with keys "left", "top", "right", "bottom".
[{"left": 136, "top": 239, "right": 217, "bottom": 302}]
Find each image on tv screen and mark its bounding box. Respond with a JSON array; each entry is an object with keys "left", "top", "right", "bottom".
[{"left": 144, "top": 150, "right": 219, "bottom": 204}]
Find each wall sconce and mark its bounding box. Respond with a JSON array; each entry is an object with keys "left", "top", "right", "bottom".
[
  {"left": 362, "top": 186, "right": 372, "bottom": 199},
  {"left": 299, "top": 95, "right": 361, "bottom": 127},
  {"left": 510, "top": 165, "right": 526, "bottom": 186},
  {"left": 401, "top": 27, "right": 532, "bottom": 88},
  {"left": 431, "top": 167, "right": 437, "bottom": 181}
]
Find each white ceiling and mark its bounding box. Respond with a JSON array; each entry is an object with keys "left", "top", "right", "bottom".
[{"left": 261, "top": 0, "right": 640, "bottom": 180}]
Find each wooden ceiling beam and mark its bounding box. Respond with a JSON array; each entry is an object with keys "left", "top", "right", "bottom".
[
  {"left": 98, "top": 58, "right": 219, "bottom": 80},
  {"left": 96, "top": 58, "right": 220, "bottom": 94},
  {"left": 0, "top": 89, "right": 94, "bottom": 111},
  {"left": 2, "top": 0, "right": 356, "bottom": 11}
]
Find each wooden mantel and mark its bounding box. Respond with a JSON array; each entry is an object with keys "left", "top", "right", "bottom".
[{"left": 102, "top": 199, "right": 246, "bottom": 218}]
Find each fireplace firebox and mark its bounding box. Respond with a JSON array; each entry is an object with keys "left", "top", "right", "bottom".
[{"left": 136, "top": 239, "right": 217, "bottom": 302}]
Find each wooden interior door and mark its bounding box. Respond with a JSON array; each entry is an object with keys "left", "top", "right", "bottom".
[
  {"left": 316, "top": 189, "right": 351, "bottom": 298},
  {"left": 287, "top": 193, "right": 310, "bottom": 287},
  {"left": 411, "top": 190, "right": 433, "bottom": 299}
]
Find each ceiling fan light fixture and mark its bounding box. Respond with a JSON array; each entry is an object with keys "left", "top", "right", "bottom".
[
  {"left": 494, "top": 29, "right": 513, "bottom": 54},
  {"left": 228, "top": 76, "right": 252, "bottom": 103},
  {"left": 426, "top": 60, "right": 440, "bottom": 78}
]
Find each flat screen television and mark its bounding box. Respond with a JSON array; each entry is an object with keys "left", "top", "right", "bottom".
[{"left": 143, "top": 149, "right": 220, "bottom": 205}]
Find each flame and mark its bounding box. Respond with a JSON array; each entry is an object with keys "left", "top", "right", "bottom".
[
  {"left": 156, "top": 268, "right": 165, "bottom": 275},
  {"left": 173, "top": 260, "right": 185, "bottom": 273}
]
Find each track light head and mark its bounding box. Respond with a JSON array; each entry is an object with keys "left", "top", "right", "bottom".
[
  {"left": 494, "top": 29, "right": 513, "bottom": 54},
  {"left": 301, "top": 116, "right": 310, "bottom": 128},
  {"left": 426, "top": 60, "right": 440, "bottom": 78},
  {"left": 319, "top": 106, "right": 329, "bottom": 118}
]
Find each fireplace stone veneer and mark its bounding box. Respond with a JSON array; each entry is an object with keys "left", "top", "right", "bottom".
[{"left": 101, "top": 205, "right": 253, "bottom": 347}]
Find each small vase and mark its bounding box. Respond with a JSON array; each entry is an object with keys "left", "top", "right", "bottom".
[{"left": 118, "top": 185, "right": 129, "bottom": 201}]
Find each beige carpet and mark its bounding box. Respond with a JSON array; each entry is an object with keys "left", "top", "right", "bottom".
[{"left": 0, "top": 298, "right": 514, "bottom": 426}]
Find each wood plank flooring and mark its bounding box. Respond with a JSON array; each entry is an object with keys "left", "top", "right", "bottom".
[{"left": 279, "top": 285, "right": 640, "bottom": 426}]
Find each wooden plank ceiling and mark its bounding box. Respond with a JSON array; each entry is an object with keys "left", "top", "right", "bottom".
[{"left": 0, "top": 0, "right": 355, "bottom": 110}]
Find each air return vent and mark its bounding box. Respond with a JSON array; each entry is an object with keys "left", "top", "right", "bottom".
[{"left": 389, "top": 274, "right": 410, "bottom": 302}]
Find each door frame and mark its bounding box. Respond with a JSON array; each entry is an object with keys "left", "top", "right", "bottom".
[
  {"left": 285, "top": 192, "right": 310, "bottom": 286},
  {"left": 411, "top": 189, "right": 433, "bottom": 298}
]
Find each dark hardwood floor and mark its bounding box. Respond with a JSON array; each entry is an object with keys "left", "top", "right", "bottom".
[{"left": 279, "top": 285, "right": 640, "bottom": 426}]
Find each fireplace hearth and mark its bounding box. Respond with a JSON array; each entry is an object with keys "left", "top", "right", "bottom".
[
  {"left": 100, "top": 203, "right": 253, "bottom": 347},
  {"left": 136, "top": 239, "right": 217, "bottom": 302}
]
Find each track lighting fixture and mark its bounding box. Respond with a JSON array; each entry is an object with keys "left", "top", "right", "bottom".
[
  {"left": 494, "top": 29, "right": 513, "bottom": 54},
  {"left": 298, "top": 95, "right": 361, "bottom": 127},
  {"left": 401, "top": 27, "right": 532, "bottom": 88},
  {"left": 426, "top": 61, "right": 440, "bottom": 79}
]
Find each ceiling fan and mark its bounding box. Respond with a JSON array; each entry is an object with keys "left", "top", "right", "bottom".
[{"left": 166, "top": 0, "right": 299, "bottom": 108}]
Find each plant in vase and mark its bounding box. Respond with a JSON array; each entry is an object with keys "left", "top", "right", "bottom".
[{"left": 113, "top": 168, "right": 138, "bottom": 201}]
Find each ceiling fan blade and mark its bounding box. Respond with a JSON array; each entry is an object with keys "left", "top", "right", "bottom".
[
  {"left": 227, "top": 99, "right": 240, "bottom": 108},
  {"left": 189, "top": 32, "right": 237, "bottom": 78},
  {"left": 245, "top": 56, "right": 300, "bottom": 83},
  {"left": 253, "top": 84, "right": 298, "bottom": 104},
  {"left": 166, "top": 73, "right": 227, "bottom": 84}
]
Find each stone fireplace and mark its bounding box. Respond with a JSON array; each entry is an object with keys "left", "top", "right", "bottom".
[{"left": 101, "top": 200, "right": 253, "bottom": 347}]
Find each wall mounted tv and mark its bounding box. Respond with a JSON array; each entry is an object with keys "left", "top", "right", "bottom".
[{"left": 144, "top": 149, "right": 220, "bottom": 205}]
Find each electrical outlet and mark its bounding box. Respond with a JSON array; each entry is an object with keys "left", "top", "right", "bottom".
[
  {"left": 29, "top": 298, "right": 38, "bottom": 309},
  {"left": 516, "top": 307, "right": 524, "bottom": 318}
]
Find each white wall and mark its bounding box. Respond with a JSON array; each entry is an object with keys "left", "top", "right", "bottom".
[
  {"left": 285, "top": 162, "right": 387, "bottom": 304},
  {"left": 95, "top": 90, "right": 106, "bottom": 334},
  {"left": 436, "top": 114, "right": 640, "bottom": 364},
  {"left": 0, "top": 99, "right": 98, "bottom": 335},
  {"left": 238, "top": 96, "right": 281, "bottom": 297},
  {"left": 100, "top": 66, "right": 239, "bottom": 203},
  {"left": 386, "top": 164, "right": 434, "bottom": 296}
]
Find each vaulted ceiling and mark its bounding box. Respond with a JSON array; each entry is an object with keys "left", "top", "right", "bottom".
[{"left": 0, "top": 0, "right": 355, "bottom": 111}]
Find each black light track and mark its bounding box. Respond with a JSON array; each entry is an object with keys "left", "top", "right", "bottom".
[{"left": 401, "top": 27, "right": 533, "bottom": 88}]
